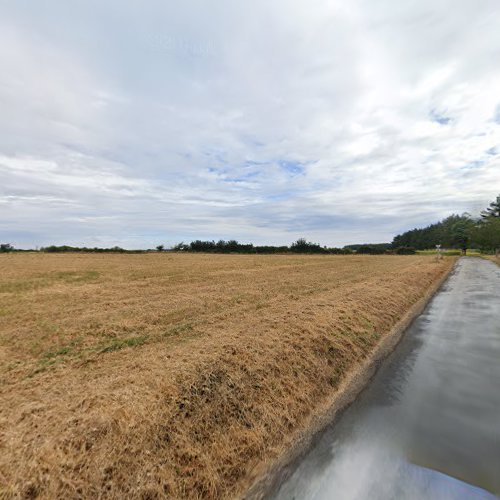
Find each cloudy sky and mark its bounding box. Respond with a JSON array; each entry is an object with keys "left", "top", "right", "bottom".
[{"left": 1, "top": 0, "right": 499, "bottom": 248}]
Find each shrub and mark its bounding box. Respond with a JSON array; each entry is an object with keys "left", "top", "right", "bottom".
[
  {"left": 255, "top": 245, "right": 289, "bottom": 254},
  {"left": 356, "top": 245, "right": 386, "bottom": 255},
  {"left": 0, "top": 243, "right": 14, "bottom": 253},
  {"left": 328, "top": 247, "right": 353, "bottom": 255},
  {"left": 41, "top": 245, "right": 129, "bottom": 253},
  {"left": 290, "top": 238, "right": 327, "bottom": 254},
  {"left": 395, "top": 246, "right": 416, "bottom": 255},
  {"left": 172, "top": 242, "right": 189, "bottom": 251},
  {"left": 344, "top": 243, "right": 391, "bottom": 253}
]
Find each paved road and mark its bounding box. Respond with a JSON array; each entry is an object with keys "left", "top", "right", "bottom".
[{"left": 272, "top": 258, "right": 500, "bottom": 500}]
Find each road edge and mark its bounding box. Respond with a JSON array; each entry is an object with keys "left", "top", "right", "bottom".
[{"left": 243, "top": 258, "right": 458, "bottom": 499}]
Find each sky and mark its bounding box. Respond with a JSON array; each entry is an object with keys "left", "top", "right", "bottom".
[{"left": 1, "top": 0, "right": 500, "bottom": 249}]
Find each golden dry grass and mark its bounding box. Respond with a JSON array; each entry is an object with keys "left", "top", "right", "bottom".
[
  {"left": 483, "top": 254, "right": 500, "bottom": 265},
  {"left": 0, "top": 253, "right": 454, "bottom": 499}
]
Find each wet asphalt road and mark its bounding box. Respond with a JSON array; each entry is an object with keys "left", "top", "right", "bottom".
[{"left": 272, "top": 258, "right": 500, "bottom": 500}]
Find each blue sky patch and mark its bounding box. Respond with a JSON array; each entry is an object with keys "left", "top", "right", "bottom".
[
  {"left": 244, "top": 160, "right": 268, "bottom": 167},
  {"left": 461, "top": 159, "right": 485, "bottom": 170},
  {"left": 430, "top": 109, "right": 452, "bottom": 125},
  {"left": 279, "top": 161, "right": 305, "bottom": 176}
]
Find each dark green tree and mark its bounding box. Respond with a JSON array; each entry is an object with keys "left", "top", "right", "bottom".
[
  {"left": 481, "top": 195, "right": 500, "bottom": 219},
  {"left": 472, "top": 195, "right": 500, "bottom": 256},
  {"left": 451, "top": 221, "right": 470, "bottom": 254},
  {"left": 290, "top": 238, "right": 326, "bottom": 253},
  {"left": 173, "top": 242, "right": 189, "bottom": 251},
  {"left": 392, "top": 214, "right": 473, "bottom": 250}
]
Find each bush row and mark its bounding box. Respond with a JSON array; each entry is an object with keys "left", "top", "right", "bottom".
[{"left": 0, "top": 241, "right": 417, "bottom": 255}]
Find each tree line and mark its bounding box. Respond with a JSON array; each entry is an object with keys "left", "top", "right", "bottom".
[
  {"left": 171, "top": 238, "right": 355, "bottom": 254},
  {"left": 0, "top": 239, "right": 406, "bottom": 255},
  {"left": 168, "top": 239, "right": 412, "bottom": 254},
  {"left": 0, "top": 244, "right": 143, "bottom": 254},
  {"left": 392, "top": 195, "right": 500, "bottom": 254}
]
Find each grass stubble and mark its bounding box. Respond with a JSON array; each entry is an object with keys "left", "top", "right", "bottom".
[{"left": 0, "top": 253, "right": 455, "bottom": 499}]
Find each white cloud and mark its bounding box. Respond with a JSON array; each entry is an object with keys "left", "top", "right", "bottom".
[{"left": 0, "top": 0, "right": 499, "bottom": 248}]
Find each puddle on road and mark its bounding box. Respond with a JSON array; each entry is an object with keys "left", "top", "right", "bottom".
[{"left": 271, "top": 258, "right": 500, "bottom": 500}]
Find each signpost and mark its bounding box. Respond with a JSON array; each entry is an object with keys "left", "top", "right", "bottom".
[{"left": 436, "top": 244, "right": 443, "bottom": 261}]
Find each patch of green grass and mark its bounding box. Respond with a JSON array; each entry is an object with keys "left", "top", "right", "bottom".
[
  {"left": 28, "top": 341, "right": 80, "bottom": 377},
  {"left": 29, "top": 322, "right": 197, "bottom": 377},
  {"left": 416, "top": 249, "right": 459, "bottom": 256},
  {"left": 52, "top": 271, "right": 100, "bottom": 283},
  {"left": 0, "top": 280, "right": 46, "bottom": 293},
  {"left": 95, "top": 322, "right": 195, "bottom": 354},
  {"left": 27, "top": 358, "right": 58, "bottom": 378},
  {"left": 163, "top": 322, "right": 194, "bottom": 337},
  {"left": 0, "top": 271, "right": 100, "bottom": 294},
  {"left": 416, "top": 249, "right": 481, "bottom": 256},
  {"left": 40, "top": 337, "right": 82, "bottom": 360},
  {"left": 43, "top": 346, "right": 72, "bottom": 359},
  {"left": 97, "top": 335, "right": 149, "bottom": 353}
]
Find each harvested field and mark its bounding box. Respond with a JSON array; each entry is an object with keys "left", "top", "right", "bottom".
[{"left": 0, "top": 253, "right": 455, "bottom": 499}]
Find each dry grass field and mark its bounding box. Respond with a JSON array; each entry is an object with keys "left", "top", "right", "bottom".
[{"left": 0, "top": 253, "right": 454, "bottom": 499}]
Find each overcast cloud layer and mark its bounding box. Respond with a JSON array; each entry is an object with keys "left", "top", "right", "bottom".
[{"left": 1, "top": 0, "right": 500, "bottom": 248}]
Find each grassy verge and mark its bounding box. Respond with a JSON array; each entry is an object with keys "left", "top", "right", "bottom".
[
  {"left": 482, "top": 255, "right": 500, "bottom": 266},
  {"left": 416, "top": 249, "right": 481, "bottom": 256}
]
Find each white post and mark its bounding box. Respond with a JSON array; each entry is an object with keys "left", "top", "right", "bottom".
[{"left": 436, "top": 244, "right": 443, "bottom": 261}]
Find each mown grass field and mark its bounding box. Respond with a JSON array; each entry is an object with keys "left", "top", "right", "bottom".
[{"left": 0, "top": 253, "right": 454, "bottom": 499}]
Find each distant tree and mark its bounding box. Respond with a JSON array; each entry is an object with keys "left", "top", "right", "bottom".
[
  {"left": 481, "top": 194, "right": 500, "bottom": 219},
  {"left": 215, "top": 240, "right": 227, "bottom": 252},
  {"left": 290, "top": 238, "right": 326, "bottom": 253},
  {"left": 156, "top": 245, "right": 165, "bottom": 252},
  {"left": 173, "top": 242, "right": 189, "bottom": 251},
  {"left": 40, "top": 245, "right": 130, "bottom": 253},
  {"left": 290, "top": 238, "right": 308, "bottom": 252},
  {"left": 392, "top": 214, "right": 474, "bottom": 250},
  {"left": 395, "top": 246, "right": 416, "bottom": 255},
  {"left": 329, "top": 247, "right": 354, "bottom": 254},
  {"left": 225, "top": 240, "right": 240, "bottom": 253},
  {"left": 344, "top": 243, "right": 391, "bottom": 252},
  {"left": 255, "top": 245, "right": 289, "bottom": 254},
  {"left": 451, "top": 218, "right": 474, "bottom": 254},
  {"left": 472, "top": 218, "right": 500, "bottom": 255},
  {"left": 189, "top": 240, "right": 215, "bottom": 252},
  {"left": 472, "top": 197, "right": 500, "bottom": 256},
  {"left": 356, "top": 245, "right": 385, "bottom": 255},
  {"left": 0, "top": 243, "right": 14, "bottom": 252}
]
